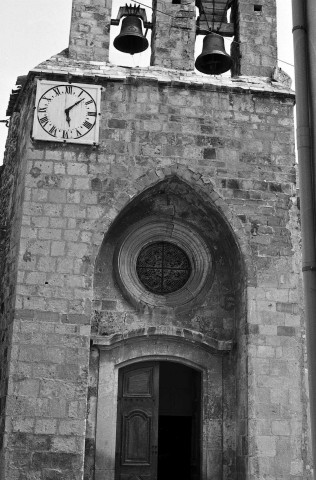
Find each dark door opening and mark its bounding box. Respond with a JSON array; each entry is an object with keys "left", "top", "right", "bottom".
[
  {"left": 158, "top": 362, "right": 200, "bottom": 480},
  {"left": 158, "top": 416, "right": 192, "bottom": 479},
  {"left": 115, "top": 361, "right": 201, "bottom": 480}
]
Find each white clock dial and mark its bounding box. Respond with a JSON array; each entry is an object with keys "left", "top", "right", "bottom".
[{"left": 36, "top": 84, "right": 97, "bottom": 140}]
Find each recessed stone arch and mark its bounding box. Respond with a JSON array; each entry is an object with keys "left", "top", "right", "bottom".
[
  {"left": 93, "top": 174, "right": 246, "bottom": 339},
  {"left": 89, "top": 167, "right": 250, "bottom": 480},
  {"left": 88, "top": 164, "right": 253, "bottom": 281}
]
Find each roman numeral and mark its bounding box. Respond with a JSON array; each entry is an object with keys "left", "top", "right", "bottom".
[
  {"left": 83, "top": 120, "right": 92, "bottom": 129},
  {"left": 49, "top": 126, "right": 57, "bottom": 137},
  {"left": 78, "top": 91, "right": 83, "bottom": 97},
  {"left": 85, "top": 99, "right": 93, "bottom": 105},
  {"left": 62, "top": 130, "right": 69, "bottom": 139},
  {"left": 39, "top": 116, "right": 49, "bottom": 126},
  {"left": 38, "top": 108, "right": 47, "bottom": 113},
  {"left": 53, "top": 87, "right": 61, "bottom": 96},
  {"left": 65, "top": 86, "right": 73, "bottom": 94},
  {"left": 42, "top": 96, "right": 50, "bottom": 101},
  {"left": 75, "top": 129, "right": 81, "bottom": 137},
  {"left": 88, "top": 112, "right": 96, "bottom": 116}
]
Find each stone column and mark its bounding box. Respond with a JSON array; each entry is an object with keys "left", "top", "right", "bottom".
[
  {"left": 69, "top": 0, "right": 112, "bottom": 61},
  {"left": 231, "top": 0, "right": 277, "bottom": 76},
  {"left": 151, "top": 0, "right": 196, "bottom": 70}
]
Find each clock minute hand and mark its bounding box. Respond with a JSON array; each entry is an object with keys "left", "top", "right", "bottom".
[
  {"left": 65, "top": 98, "right": 84, "bottom": 113},
  {"left": 65, "top": 99, "right": 84, "bottom": 126}
]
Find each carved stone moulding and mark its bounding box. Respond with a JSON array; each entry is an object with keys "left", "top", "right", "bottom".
[{"left": 114, "top": 217, "right": 214, "bottom": 309}]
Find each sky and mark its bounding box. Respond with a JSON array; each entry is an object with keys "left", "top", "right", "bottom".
[{"left": 0, "top": 1, "right": 294, "bottom": 164}]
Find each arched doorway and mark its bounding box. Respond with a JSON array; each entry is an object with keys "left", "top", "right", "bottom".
[
  {"left": 115, "top": 361, "right": 201, "bottom": 480},
  {"left": 92, "top": 176, "right": 246, "bottom": 480}
]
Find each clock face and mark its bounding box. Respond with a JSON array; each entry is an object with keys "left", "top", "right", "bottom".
[{"left": 33, "top": 80, "right": 101, "bottom": 144}]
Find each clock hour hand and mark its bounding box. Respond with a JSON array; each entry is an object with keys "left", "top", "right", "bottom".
[{"left": 65, "top": 111, "right": 71, "bottom": 126}]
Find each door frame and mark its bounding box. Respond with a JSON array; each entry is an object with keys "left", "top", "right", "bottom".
[{"left": 94, "top": 331, "right": 226, "bottom": 480}]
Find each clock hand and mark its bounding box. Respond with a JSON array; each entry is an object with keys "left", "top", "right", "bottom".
[
  {"left": 65, "top": 98, "right": 84, "bottom": 127},
  {"left": 65, "top": 98, "right": 84, "bottom": 114}
]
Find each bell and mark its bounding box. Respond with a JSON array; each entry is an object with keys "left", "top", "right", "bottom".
[
  {"left": 195, "top": 33, "right": 233, "bottom": 75},
  {"left": 114, "top": 15, "right": 149, "bottom": 55}
]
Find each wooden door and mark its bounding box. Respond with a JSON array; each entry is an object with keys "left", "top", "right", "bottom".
[{"left": 115, "top": 363, "right": 159, "bottom": 480}]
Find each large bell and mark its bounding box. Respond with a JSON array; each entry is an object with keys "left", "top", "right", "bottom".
[
  {"left": 195, "top": 33, "right": 233, "bottom": 75},
  {"left": 114, "top": 15, "right": 149, "bottom": 55}
]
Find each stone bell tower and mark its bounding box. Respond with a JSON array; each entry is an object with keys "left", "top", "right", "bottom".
[{"left": 0, "top": 0, "right": 311, "bottom": 479}]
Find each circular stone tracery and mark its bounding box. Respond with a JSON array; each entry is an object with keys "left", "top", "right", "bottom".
[
  {"left": 115, "top": 218, "right": 214, "bottom": 309},
  {"left": 136, "top": 242, "right": 192, "bottom": 294}
]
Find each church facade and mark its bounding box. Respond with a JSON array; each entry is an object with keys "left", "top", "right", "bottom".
[{"left": 0, "top": 0, "right": 312, "bottom": 479}]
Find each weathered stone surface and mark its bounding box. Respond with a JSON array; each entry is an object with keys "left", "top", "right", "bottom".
[{"left": 0, "top": 1, "right": 310, "bottom": 479}]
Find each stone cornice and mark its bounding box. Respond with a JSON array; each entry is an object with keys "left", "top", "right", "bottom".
[
  {"left": 29, "top": 50, "right": 295, "bottom": 99},
  {"left": 92, "top": 325, "right": 233, "bottom": 353}
]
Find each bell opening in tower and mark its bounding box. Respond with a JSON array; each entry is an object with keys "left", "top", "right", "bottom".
[
  {"left": 194, "top": 0, "right": 234, "bottom": 76},
  {"left": 109, "top": 0, "right": 152, "bottom": 67}
]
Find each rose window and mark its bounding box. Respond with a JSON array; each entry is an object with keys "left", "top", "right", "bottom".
[{"left": 136, "top": 242, "right": 192, "bottom": 294}]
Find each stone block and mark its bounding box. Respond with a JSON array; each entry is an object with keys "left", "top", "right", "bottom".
[
  {"left": 48, "top": 189, "right": 67, "bottom": 204},
  {"left": 38, "top": 228, "right": 62, "bottom": 240},
  {"left": 63, "top": 204, "right": 87, "bottom": 219},
  {"left": 256, "top": 346, "right": 275, "bottom": 358},
  {"left": 256, "top": 436, "right": 276, "bottom": 457},
  {"left": 35, "top": 419, "right": 58, "bottom": 435},
  {"left": 37, "top": 257, "right": 57, "bottom": 273},
  {"left": 67, "top": 163, "right": 88, "bottom": 176},
  {"left": 51, "top": 436, "right": 80, "bottom": 454},
  {"left": 276, "top": 302, "right": 299, "bottom": 314},
  {"left": 101, "top": 300, "right": 117, "bottom": 310},
  {"left": 271, "top": 420, "right": 291, "bottom": 436},
  {"left": 66, "top": 242, "right": 89, "bottom": 257},
  {"left": 58, "top": 420, "right": 86, "bottom": 436},
  {"left": 32, "top": 452, "right": 82, "bottom": 470},
  {"left": 11, "top": 417, "right": 35, "bottom": 434},
  {"left": 51, "top": 241, "right": 66, "bottom": 256},
  {"left": 277, "top": 326, "right": 296, "bottom": 336}
]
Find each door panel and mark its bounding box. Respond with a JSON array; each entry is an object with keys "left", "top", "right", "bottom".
[
  {"left": 116, "top": 361, "right": 201, "bottom": 480},
  {"left": 123, "top": 368, "right": 153, "bottom": 396},
  {"left": 116, "top": 363, "right": 159, "bottom": 480},
  {"left": 122, "top": 411, "right": 151, "bottom": 464}
]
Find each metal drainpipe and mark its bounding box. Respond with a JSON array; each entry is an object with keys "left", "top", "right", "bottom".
[
  {"left": 307, "top": 1, "right": 316, "bottom": 183},
  {"left": 292, "top": 0, "right": 316, "bottom": 475}
]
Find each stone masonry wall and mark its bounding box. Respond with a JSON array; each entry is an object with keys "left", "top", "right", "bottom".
[
  {"left": 151, "top": 0, "right": 196, "bottom": 70},
  {"left": 69, "top": 0, "right": 112, "bottom": 61},
  {"left": 0, "top": 80, "right": 38, "bottom": 479},
  {"left": 0, "top": 58, "right": 310, "bottom": 479},
  {"left": 0, "top": 81, "right": 91, "bottom": 480},
  {"left": 231, "top": 0, "right": 278, "bottom": 77}
]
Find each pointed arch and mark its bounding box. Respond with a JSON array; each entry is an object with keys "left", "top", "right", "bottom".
[
  {"left": 88, "top": 164, "right": 252, "bottom": 281},
  {"left": 91, "top": 164, "right": 250, "bottom": 480}
]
